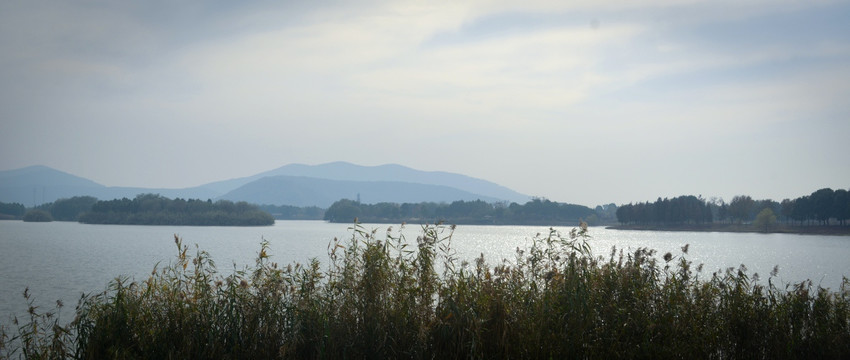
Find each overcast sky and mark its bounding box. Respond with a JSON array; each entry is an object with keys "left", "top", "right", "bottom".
[{"left": 1, "top": 0, "right": 848, "bottom": 207}]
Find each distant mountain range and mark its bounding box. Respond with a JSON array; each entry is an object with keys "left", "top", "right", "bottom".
[{"left": 0, "top": 162, "right": 530, "bottom": 208}]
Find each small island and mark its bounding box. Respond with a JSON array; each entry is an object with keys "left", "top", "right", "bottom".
[
  {"left": 322, "top": 198, "right": 596, "bottom": 225},
  {"left": 78, "top": 194, "right": 274, "bottom": 226}
]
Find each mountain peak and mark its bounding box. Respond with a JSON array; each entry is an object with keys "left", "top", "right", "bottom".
[
  {"left": 254, "top": 162, "right": 529, "bottom": 204},
  {"left": 1, "top": 162, "right": 531, "bottom": 207},
  {"left": 0, "top": 165, "right": 103, "bottom": 187}
]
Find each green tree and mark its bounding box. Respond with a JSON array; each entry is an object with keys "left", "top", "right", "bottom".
[
  {"left": 728, "top": 195, "right": 755, "bottom": 224},
  {"left": 780, "top": 199, "right": 794, "bottom": 225},
  {"left": 753, "top": 208, "right": 778, "bottom": 231},
  {"left": 810, "top": 188, "right": 835, "bottom": 225},
  {"left": 50, "top": 196, "right": 98, "bottom": 221},
  {"left": 324, "top": 199, "right": 362, "bottom": 223},
  {"left": 832, "top": 189, "right": 849, "bottom": 226}
]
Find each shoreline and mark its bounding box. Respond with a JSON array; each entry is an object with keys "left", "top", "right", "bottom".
[{"left": 606, "top": 224, "right": 850, "bottom": 236}]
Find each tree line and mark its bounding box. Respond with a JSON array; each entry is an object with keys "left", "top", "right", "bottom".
[
  {"left": 616, "top": 188, "right": 850, "bottom": 227},
  {"left": 77, "top": 194, "right": 274, "bottom": 226},
  {"left": 323, "top": 198, "right": 595, "bottom": 225},
  {"left": 257, "top": 204, "right": 324, "bottom": 220},
  {"left": 615, "top": 195, "right": 713, "bottom": 225},
  {"left": 0, "top": 201, "right": 25, "bottom": 219},
  {"left": 0, "top": 196, "right": 98, "bottom": 222},
  {"left": 34, "top": 196, "right": 99, "bottom": 221},
  {"left": 781, "top": 188, "right": 850, "bottom": 226}
]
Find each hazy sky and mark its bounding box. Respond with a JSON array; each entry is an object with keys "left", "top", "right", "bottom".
[{"left": 1, "top": 0, "right": 848, "bottom": 207}]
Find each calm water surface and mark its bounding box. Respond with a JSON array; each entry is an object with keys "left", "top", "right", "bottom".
[{"left": 2, "top": 220, "right": 848, "bottom": 327}]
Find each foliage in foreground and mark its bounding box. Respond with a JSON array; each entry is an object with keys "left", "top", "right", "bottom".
[{"left": 2, "top": 224, "right": 850, "bottom": 359}]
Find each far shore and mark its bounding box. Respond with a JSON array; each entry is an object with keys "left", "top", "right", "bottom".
[{"left": 607, "top": 223, "right": 850, "bottom": 236}]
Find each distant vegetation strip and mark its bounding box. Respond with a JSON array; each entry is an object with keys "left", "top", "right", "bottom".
[
  {"left": 0, "top": 196, "right": 611, "bottom": 226},
  {"left": 2, "top": 224, "right": 848, "bottom": 358},
  {"left": 3, "top": 186, "right": 846, "bottom": 232},
  {"left": 258, "top": 204, "right": 325, "bottom": 220},
  {"left": 323, "top": 198, "right": 598, "bottom": 225},
  {"left": 0, "top": 201, "right": 25, "bottom": 220},
  {"left": 615, "top": 188, "right": 850, "bottom": 232},
  {"left": 78, "top": 194, "right": 274, "bottom": 226}
]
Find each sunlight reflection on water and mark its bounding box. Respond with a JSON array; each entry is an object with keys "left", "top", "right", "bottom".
[{"left": 2, "top": 221, "right": 848, "bottom": 327}]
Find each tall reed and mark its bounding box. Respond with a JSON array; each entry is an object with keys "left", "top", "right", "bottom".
[{"left": 2, "top": 223, "right": 849, "bottom": 359}]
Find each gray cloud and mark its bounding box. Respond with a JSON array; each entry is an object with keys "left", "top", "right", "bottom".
[{"left": 1, "top": 0, "right": 848, "bottom": 206}]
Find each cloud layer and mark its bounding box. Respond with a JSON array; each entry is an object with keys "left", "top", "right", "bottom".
[{"left": 2, "top": 0, "right": 848, "bottom": 206}]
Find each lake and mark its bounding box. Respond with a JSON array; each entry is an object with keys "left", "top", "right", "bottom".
[{"left": 2, "top": 220, "right": 849, "bottom": 327}]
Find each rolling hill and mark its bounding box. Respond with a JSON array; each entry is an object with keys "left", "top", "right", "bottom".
[
  {"left": 217, "top": 175, "right": 502, "bottom": 207},
  {"left": 0, "top": 162, "right": 530, "bottom": 207},
  {"left": 204, "top": 162, "right": 529, "bottom": 204},
  {"left": 0, "top": 166, "right": 219, "bottom": 206}
]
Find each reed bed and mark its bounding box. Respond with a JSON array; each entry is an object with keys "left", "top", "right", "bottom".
[{"left": 2, "top": 223, "right": 849, "bottom": 359}]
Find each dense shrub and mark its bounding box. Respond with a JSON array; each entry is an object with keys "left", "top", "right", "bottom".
[{"left": 22, "top": 210, "right": 53, "bottom": 222}]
